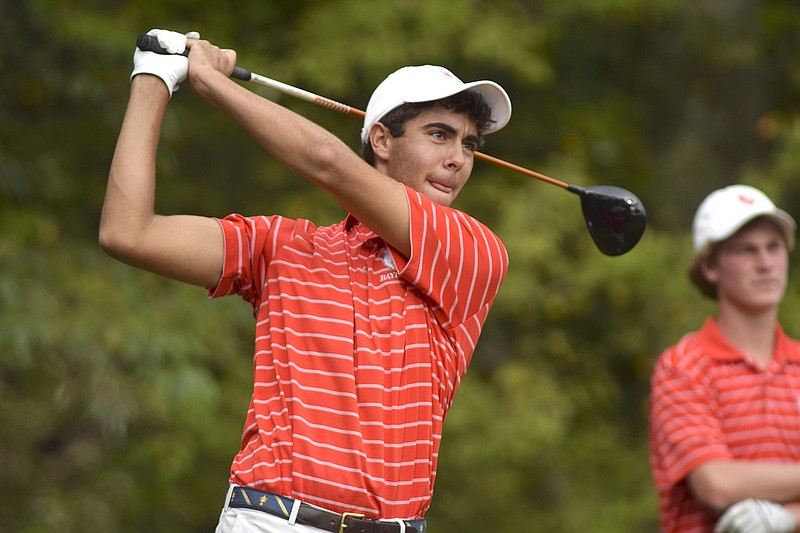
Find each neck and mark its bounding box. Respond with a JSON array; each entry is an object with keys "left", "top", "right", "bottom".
[{"left": 715, "top": 304, "right": 778, "bottom": 366}]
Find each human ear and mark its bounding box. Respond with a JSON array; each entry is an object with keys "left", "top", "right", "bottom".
[
  {"left": 369, "top": 123, "right": 392, "bottom": 162},
  {"left": 699, "top": 258, "right": 719, "bottom": 285}
]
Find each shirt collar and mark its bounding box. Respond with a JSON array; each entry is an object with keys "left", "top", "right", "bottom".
[
  {"left": 344, "top": 213, "right": 380, "bottom": 243},
  {"left": 699, "top": 316, "right": 800, "bottom": 364},
  {"left": 344, "top": 213, "right": 360, "bottom": 231}
]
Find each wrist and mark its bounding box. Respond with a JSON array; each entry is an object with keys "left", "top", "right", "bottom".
[
  {"left": 131, "top": 73, "right": 172, "bottom": 99},
  {"left": 190, "top": 67, "right": 234, "bottom": 104}
]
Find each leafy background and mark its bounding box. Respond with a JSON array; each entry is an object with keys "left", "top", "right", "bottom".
[{"left": 4, "top": 1, "right": 800, "bottom": 531}]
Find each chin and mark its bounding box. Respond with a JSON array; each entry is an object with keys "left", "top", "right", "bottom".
[
  {"left": 744, "top": 299, "right": 783, "bottom": 313},
  {"left": 427, "top": 190, "right": 455, "bottom": 207}
]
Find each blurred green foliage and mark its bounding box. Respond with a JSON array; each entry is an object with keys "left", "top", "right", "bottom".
[{"left": 4, "top": 0, "right": 800, "bottom": 531}]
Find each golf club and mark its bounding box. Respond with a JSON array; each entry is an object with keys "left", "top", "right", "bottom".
[{"left": 137, "top": 34, "right": 647, "bottom": 256}]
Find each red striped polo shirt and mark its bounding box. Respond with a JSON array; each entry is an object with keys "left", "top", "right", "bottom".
[
  {"left": 208, "top": 186, "right": 508, "bottom": 519},
  {"left": 649, "top": 317, "right": 800, "bottom": 532}
]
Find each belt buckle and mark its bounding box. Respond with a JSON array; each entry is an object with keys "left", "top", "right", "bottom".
[{"left": 339, "top": 512, "right": 366, "bottom": 533}]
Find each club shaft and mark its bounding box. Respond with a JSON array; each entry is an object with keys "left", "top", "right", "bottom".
[
  {"left": 472, "top": 153, "right": 569, "bottom": 189},
  {"left": 245, "top": 71, "right": 365, "bottom": 118},
  {"left": 137, "top": 34, "right": 570, "bottom": 189},
  {"left": 239, "top": 68, "right": 569, "bottom": 188}
]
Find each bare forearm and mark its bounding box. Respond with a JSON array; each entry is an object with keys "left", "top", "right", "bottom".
[
  {"left": 100, "top": 75, "right": 168, "bottom": 250},
  {"left": 187, "top": 43, "right": 411, "bottom": 256},
  {"left": 190, "top": 59, "right": 355, "bottom": 187},
  {"left": 689, "top": 460, "right": 800, "bottom": 511},
  {"left": 100, "top": 75, "right": 223, "bottom": 287}
]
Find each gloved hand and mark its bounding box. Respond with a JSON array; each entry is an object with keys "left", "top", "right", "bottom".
[
  {"left": 714, "top": 499, "right": 797, "bottom": 533},
  {"left": 131, "top": 29, "right": 200, "bottom": 96}
]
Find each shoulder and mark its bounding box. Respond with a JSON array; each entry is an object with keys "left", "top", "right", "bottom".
[
  {"left": 217, "top": 213, "right": 327, "bottom": 238},
  {"left": 406, "top": 186, "right": 505, "bottom": 246},
  {"left": 654, "top": 330, "right": 710, "bottom": 377},
  {"left": 776, "top": 325, "right": 800, "bottom": 362}
]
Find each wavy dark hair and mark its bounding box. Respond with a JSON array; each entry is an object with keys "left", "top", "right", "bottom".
[{"left": 361, "top": 90, "right": 494, "bottom": 166}]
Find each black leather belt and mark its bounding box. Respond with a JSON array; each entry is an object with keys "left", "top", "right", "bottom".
[{"left": 227, "top": 485, "right": 426, "bottom": 533}]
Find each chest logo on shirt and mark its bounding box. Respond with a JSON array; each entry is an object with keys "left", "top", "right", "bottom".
[{"left": 380, "top": 247, "right": 399, "bottom": 282}]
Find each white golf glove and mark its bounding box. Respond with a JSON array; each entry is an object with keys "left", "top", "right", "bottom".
[
  {"left": 714, "top": 499, "right": 796, "bottom": 533},
  {"left": 131, "top": 29, "right": 200, "bottom": 96}
]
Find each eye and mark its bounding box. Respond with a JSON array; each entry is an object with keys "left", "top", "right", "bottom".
[
  {"left": 463, "top": 140, "right": 478, "bottom": 152},
  {"left": 728, "top": 244, "right": 753, "bottom": 256},
  {"left": 430, "top": 130, "right": 446, "bottom": 140},
  {"left": 768, "top": 240, "right": 785, "bottom": 252}
]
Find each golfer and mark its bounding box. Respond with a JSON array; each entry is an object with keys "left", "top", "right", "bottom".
[
  {"left": 649, "top": 184, "right": 800, "bottom": 533},
  {"left": 100, "top": 29, "right": 512, "bottom": 532}
]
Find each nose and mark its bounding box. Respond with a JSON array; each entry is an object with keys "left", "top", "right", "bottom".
[
  {"left": 444, "top": 143, "right": 466, "bottom": 171},
  {"left": 756, "top": 248, "right": 778, "bottom": 270}
]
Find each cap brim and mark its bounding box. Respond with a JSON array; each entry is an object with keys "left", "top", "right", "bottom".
[
  {"left": 404, "top": 80, "right": 512, "bottom": 135},
  {"left": 695, "top": 209, "right": 797, "bottom": 256},
  {"left": 767, "top": 210, "right": 796, "bottom": 250}
]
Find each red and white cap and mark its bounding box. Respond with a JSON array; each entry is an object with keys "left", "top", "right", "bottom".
[
  {"left": 361, "top": 65, "right": 512, "bottom": 144},
  {"left": 692, "top": 184, "right": 796, "bottom": 252}
]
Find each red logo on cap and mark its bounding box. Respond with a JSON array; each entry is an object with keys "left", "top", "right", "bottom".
[{"left": 738, "top": 194, "right": 755, "bottom": 205}]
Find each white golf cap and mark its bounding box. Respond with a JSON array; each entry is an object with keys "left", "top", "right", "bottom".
[
  {"left": 692, "top": 184, "right": 796, "bottom": 252},
  {"left": 361, "top": 65, "right": 512, "bottom": 144}
]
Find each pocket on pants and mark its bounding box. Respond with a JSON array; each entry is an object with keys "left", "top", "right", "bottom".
[
  {"left": 216, "top": 507, "right": 257, "bottom": 533},
  {"left": 216, "top": 507, "right": 289, "bottom": 533}
]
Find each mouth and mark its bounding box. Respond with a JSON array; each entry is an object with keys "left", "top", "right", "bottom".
[
  {"left": 429, "top": 180, "right": 454, "bottom": 194},
  {"left": 754, "top": 277, "right": 782, "bottom": 289}
]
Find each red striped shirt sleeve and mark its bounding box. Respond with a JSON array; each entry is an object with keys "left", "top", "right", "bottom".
[
  {"left": 649, "top": 336, "right": 734, "bottom": 489},
  {"left": 392, "top": 186, "right": 509, "bottom": 331},
  {"left": 208, "top": 214, "right": 310, "bottom": 308}
]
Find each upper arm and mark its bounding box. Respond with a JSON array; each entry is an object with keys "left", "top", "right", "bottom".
[
  {"left": 196, "top": 75, "right": 413, "bottom": 257},
  {"left": 324, "top": 160, "right": 411, "bottom": 257},
  {"left": 101, "top": 75, "right": 225, "bottom": 289},
  {"left": 100, "top": 213, "right": 224, "bottom": 289},
  {"left": 256, "top": 118, "right": 412, "bottom": 258}
]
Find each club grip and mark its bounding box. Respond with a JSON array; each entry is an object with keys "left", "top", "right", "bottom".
[
  {"left": 136, "top": 33, "right": 188, "bottom": 57},
  {"left": 136, "top": 34, "right": 251, "bottom": 81},
  {"left": 231, "top": 66, "right": 252, "bottom": 81}
]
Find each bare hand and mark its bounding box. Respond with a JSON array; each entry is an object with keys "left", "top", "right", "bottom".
[{"left": 184, "top": 39, "right": 238, "bottom": 101}]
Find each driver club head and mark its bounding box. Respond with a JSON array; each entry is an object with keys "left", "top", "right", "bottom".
[{"left": 568, "top": 185, "right": 647, "bottom": 256}]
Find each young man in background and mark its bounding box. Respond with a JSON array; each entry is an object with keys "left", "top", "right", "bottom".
[{"left": 649, "top": 184, "right": 800, "bottom": 533}]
